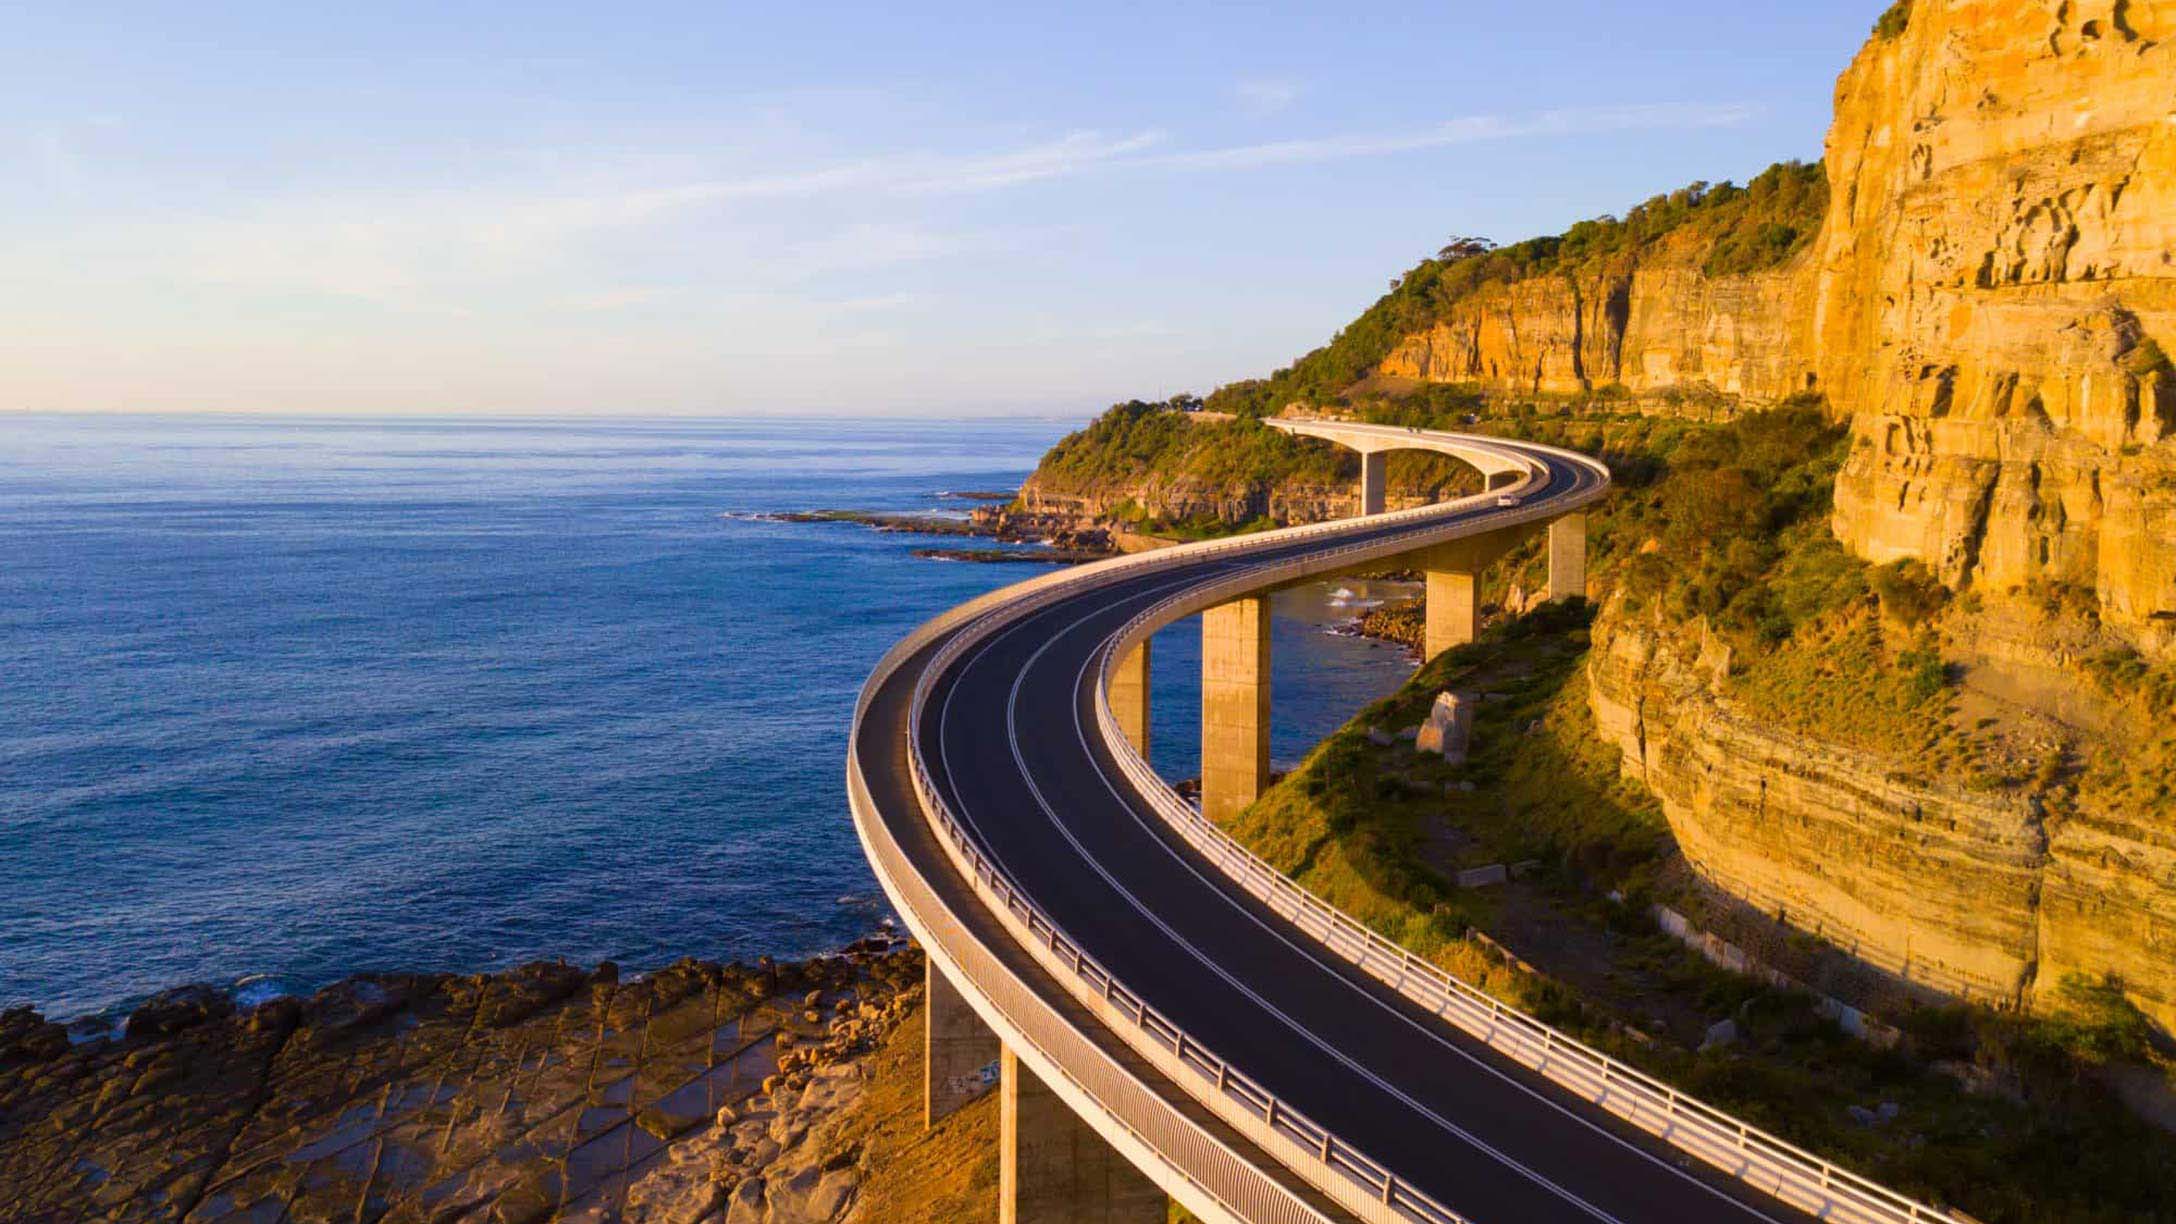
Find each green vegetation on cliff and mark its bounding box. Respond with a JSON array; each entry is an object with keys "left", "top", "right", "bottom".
[
  {"left": 1204, "top": 160, "right": 1826, "bottom": 413},
  {"left": 1028, "top": 161, "right": 1829, "bottom": 531},
  {"left": 1024, "top": 397, "right": 1479, "bottom": 535},
  {"left": 1034, "top": 399, "right": 1347, "bottom": 491},
  {"left": 1873, "top": 0, "right": 1914, "bottom": 39}
]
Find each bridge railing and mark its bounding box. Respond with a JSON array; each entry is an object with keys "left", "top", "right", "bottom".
[{"left": 1088, "top": 518, "right": 1971, "bottom": 1224}]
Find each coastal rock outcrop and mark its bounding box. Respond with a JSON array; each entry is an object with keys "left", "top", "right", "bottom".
[
  {"left": 1343, "top": 0, "right": 2176, "bottom": 1029},
  {"left": 0, "top": 942, "right": 942, "bottom": 1223},
  {"left": 1587, "top": 611, "right": 2047, "bottom": 1008}
]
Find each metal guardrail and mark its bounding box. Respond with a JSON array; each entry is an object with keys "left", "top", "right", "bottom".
[{"left": 1079, "top": 447, "right": 1968, "bottom": 1223}]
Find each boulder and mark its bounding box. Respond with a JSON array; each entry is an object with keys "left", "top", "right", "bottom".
[
  {"left": 0, "top": 1006, "right": 69, "bottom": 1064},
  {"left": 1700, "top": 1018, "right": 1739, "bottom": 1052},
  {"left": 124, "top": 985, "right": 233, "bottom": 1040},
  {"left": 1413, "top": 691, "right": 1477, "bottom": 763}
]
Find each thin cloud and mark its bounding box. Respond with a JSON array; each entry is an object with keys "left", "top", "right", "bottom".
[
  {"left": 637, "top": 101, "right": 1755, "bottom": 204},
  {"left": 1233, "top": 78, "right": 1303, "bottom": 116},
  {"left": 1150, "top": 103, "right": 1760, "bottom": 172},
  {"left": 207, "top": 103, "right": 1749, "bottom": 274}
]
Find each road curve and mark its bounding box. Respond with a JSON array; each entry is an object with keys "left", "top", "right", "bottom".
[{"left": 846, "top": 427, "right": 1912, "bottom": 1224}]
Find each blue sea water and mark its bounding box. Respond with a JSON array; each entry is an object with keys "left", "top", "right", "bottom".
[{"left": 0, "top": 415, "right": 1420, "bottom": 1020}]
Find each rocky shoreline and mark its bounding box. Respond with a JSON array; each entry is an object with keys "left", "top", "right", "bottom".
[
  {"left": 772, "top": 503, "right": 1119, "bottom": 566},
  {"left": 0, "top": 938, "right": 977, "bottom": 1223}
]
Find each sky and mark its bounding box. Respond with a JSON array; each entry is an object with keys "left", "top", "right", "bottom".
[{"left": 1, "top": 3, "right": 1881, "bottom": 417}]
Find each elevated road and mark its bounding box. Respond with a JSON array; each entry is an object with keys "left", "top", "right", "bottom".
[{"left": 847, "top": 422, "right": 1952, "bottom": 1224}]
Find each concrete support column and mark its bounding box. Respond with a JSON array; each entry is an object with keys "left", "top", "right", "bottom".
[
  {"left": 1108, "top": 640, "right": 1150, "bottom": 757},
  {"left": 1359, "top": 450, "right": 1387, "bottom": 516},
  {"left": 1424, "top": 569, "right": 1478, "bottom": 661},
  {"left": 1200, "top": 595, "right": 1270, "bottom": 825},
  {"left": 1548, "top": 512, "right": 1587, "bottom": 602},
  {"left": 1000, "top": 1046, "right": 1166, "bottom": 1224},
  {"left": 925, "top": 961, "right": 1001, "bottom": 1127}
]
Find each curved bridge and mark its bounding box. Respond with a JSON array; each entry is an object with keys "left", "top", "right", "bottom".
[{"left": 846, "top": 419, "right": 1955, "bottom": 1224}]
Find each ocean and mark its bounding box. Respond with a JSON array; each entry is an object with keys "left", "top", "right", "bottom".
[{"left": 0, "top": 415, "right": 1420, "bottom": 1021}]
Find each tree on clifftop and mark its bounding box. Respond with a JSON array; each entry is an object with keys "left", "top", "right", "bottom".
[{"left": 1437, "top": 236, "right": 1496, "bottom": 262}]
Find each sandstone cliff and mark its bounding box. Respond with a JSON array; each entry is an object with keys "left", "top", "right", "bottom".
[
  {"left": 1818, "top": 0, "right": 2176, "bottom": 657},
  {"left": 1376, "top": 229, "right": 1817, "bottom": 404},
  {"left": 1358, "top": 1, "right": 2176, "bottom": 1031},
  {"left": 1586, "top": 601, "right": 2176, "bottom": 1033},
  {"left": 1024, "top": 1, "right": 2176, "bottom": 1038},
  {"left": 1586, "top": 612, "right": 2047, "bottom": 1006}
]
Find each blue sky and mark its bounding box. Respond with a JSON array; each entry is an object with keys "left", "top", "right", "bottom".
[{"left": 2, "top": 3, "right": 1879, "bottom": 416}]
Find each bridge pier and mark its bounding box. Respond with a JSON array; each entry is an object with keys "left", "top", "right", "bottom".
[
  {"left": 1548, "top": 512, "right": 1587, "bottom": 602},
  {"left": 925, "top": 962, "right": 1002, "bottom": 1126},
  {"left": 1409, "top": 529, "right": 1520, "bottom": 664},
  {"left": 1200, "top": 595, "right": 1270, "bottom": 824},
  {"left": 1424, "top": 568, "right": 1478, "bottom": 660},
  {"left": 1001, "top": 1046, "right": 1167, "bottom": 1224},
  {"left": 1108, "top": 641, "right": 1150, "bottom": 756},
  {"left": 1359, "top": 450, "right": 1387, "bottom": 515}
]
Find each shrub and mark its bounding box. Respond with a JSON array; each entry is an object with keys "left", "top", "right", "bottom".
[
  {"left": 1871, "top": 560, "right": 1948, "bottom": 627},
  {"left": 1873, "top": 0, "right": 1912, "bottom": 39},
  {"left": 1898, "top": 646, "right": 1949, "bottom": 703}
]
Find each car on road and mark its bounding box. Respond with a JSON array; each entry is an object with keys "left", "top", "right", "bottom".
[{"left": 1495, "top": 494, "right": 1520, "bottom": 507}]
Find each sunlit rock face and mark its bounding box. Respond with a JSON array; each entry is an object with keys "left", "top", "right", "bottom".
[
  {"left": 1586, "top": 605, "right": 2176, "bottom": 1034},
  {"left": 1818, "top": 0, "right": 2176, "bottom": 659},
  {"left": 1584, "top": 614, "right": 2051, "bottom": 1012},
  {"left": 1376, "top": 232, "right": 1815, "bottom": 408}
]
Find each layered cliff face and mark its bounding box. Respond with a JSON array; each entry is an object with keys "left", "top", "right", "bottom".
[
  {"left": 1587, "top": 605, "right": 2176, "bottom": 1031},
  {"left": 1377, "top": 231, "right": 1817, "bottom": 405},
  {"left": 1818, "top": 0, "right": 2176, "bottom": 657},
  {"left": 1037, "top": 2, "right": 2176, "bottom": 1031},
  {"left": 1586, "top": 614, "right": 2044, "bottom": 1004},
  {"left": 1360, "top": 0, "right": 2176, "bottom": 1027}
]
